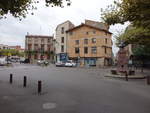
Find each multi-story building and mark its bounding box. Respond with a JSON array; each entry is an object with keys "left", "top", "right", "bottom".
[
  {"left": 25, "top": 35, "right": 54, "bottom": 63},
  {"left": 0, "top": 44, "right": 10, "bottom": 49},
  {"left": 55, "top": 21, "right": 74, "bottom": 62},
  {"left": 66, "top": 20, "right": 113, "bottom": 67},
  {"left": 9, "top": 45, "right": 25, "bottom": 53}
]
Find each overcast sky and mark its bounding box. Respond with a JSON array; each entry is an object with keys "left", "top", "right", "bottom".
[{"left": 0, "top": 0, "right": 128, "bottom": 55}]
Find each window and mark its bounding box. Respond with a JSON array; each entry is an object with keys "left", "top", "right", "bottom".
[
  {"left": 61, "top": 37, "right": 64, "bottom": 43},
  {"left": 28, "top": 38, "right": 32, "bottom": 42},
  {"left": 48, "top": 38, "right": 50, "bottom": 43},
  {"left": 105, "top": 32, "right": 107, "bottom": 36},
  {"left": 84, "top": 39, "right": 88, "bottom": 44},
  {"left": 75, "top": 40, "right": 79, "bottom": 45},
  {"left": 47, "top": 45, "right": 51, "bottom": 51},
  {"left": 34, "top": 44, "right": 38, "bottom": 51},
  {"left": 91, "top": 47, "right": 97, "bottom": 54},
  {"left": 41, "top": 38, "right": 44, "bottom": 43},
  {"left": 61, "top": 27, "right": 64, "bottom": 34},
  {"left": 34, "top": 54, "right": 38, "bottom": 59},
  {"left": 35, "top": 38, "right": 38, "bottom": 43},
  {"left": 105, "top": 38, "right": 107, "bottom": 44},
  {"left": 41, "top": 44, "right": 45, "bottom": 51},
  {"left": 28, "top": 44, "right": 32, "bottom": 50},
  {"left": 84, "top": 47, "right": 88, "bottom": 54},
  {"left": 61, "top": 45, "right": 64, "bottom": 52},
  {"left": 75, "top": 47, "right": 79, "bottom": 54},
  {"left": 92, "top": 38, "right": 96, "bottom": 43},
  {"left": 86, "top": 32, "right": 89, "bottom": 35},
  {"left": 104, "top": 47, "right": 107, "bottom": 54},
  {"left": 47, "top": 54, "right": 51, "bottom": 60}
]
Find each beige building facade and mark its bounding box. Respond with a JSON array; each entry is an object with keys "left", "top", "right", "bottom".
[
  {"left": 67, "top": 21, "right": 113, "bottom": 67},
  {"left": 25, "top": 35, "right": 54, "bottom": 63},
  {"left": 0, "top": 44, "right": 10, "bottom": 50}
]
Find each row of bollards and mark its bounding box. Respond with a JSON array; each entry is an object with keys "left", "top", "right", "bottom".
[
  {"left": 9, "top": 74, "right": 42, "bottom": 94},
  {"left": 10, "top": 73, "right": 13, "bottom": 84},
  {"left": 23, "top": 76, "right": 27, "bottom": 87}
]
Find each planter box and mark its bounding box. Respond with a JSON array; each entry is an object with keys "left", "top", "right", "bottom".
[
  {"left": 111, "top": 70, "right": 117, "bottom": 75},
  {"left": 128, "top": 70, "right": 135, "bottom": 75}
]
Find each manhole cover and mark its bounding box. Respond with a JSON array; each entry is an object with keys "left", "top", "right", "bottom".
[
  {"left": 43, "top": 103, "right": 56, "bottom": 110},
  {"left": 3, "top": 96, "right": 12, "bottom": 100}
]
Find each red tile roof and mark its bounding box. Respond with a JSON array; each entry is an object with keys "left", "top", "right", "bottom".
[{"left": 66, "top": 24, "right": 112, "bottom": 34}]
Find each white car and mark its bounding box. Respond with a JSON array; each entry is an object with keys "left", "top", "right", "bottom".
[
  {"left": 37, "top": 60, "right": 49, "bottom": 65},
  {"left": 72, "top": 62, "right": 76, "bottom": 67},
  {"left": 65, "top": 61, "right": 73, "bottom": 67},
  {"left": 65, "top": 60, "right": 76, "bottom": 67},
  {"left": 55, "top": 61, "right": 65, "bottom": 67},
  {"left": 0, "top": 57, "right": 7, "bottom": 66},
  {"left": 37, "top": 60, "right": 42, "bottom": 65}
]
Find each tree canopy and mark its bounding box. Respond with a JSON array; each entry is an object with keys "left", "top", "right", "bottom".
[
  {"left": 116, "top": 25, "right": 150, "bottom": 46},
  {"left": 101, "top": 0, "right": 150, "bottom": 45},
  {"left": 132, "top": 45, "right": 150, "bottom": 65},
  {"left": 101, "top": 0, "right": 150, "bottom": 28},
  {"left": 0, "top": 0, "right": 71, "bottom": 19},
  {"left": 0, "top": 49, "right": 24, "bottom": 57}
]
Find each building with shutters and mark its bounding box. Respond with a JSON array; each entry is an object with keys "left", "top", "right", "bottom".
[
  {"left": 66, "top": 20, "right": 113, "bottom": 67},
  {"left": 25, "top": 35, "right": 54, "bottom": 63}
]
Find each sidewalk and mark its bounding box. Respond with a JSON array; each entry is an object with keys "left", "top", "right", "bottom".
[{"left": 105, "top": 68, "right": 150, "bottom": 79}]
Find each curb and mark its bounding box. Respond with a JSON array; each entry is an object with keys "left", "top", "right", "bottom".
[{"left": 105, "top": 74, "right": 146, "bottom": 79}]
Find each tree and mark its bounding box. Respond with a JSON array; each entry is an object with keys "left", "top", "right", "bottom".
[
  {"left": 116, "top": 25, "right": 150, "bottom": 46},
  {"left": 0, "top": 49, "right": 21, "bottom": 56},
  {"left": 101, "top": 0, "right": 150, "bottom": 28},
  {"left": 133, "top": 45, "right": 150, "bottom": 57},
  {"left": 101, "top": 0, "right": 150, "bottom": 45},
  {"left": 0, "top": 0, "right": 71, "bottom": 19},
  {"left": 132, "top": 45, "right": 150, "bottom": 69}
]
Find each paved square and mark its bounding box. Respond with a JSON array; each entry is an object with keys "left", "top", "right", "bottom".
[{"left": 0, "top": 64, "right": 150, "bottom": 113}]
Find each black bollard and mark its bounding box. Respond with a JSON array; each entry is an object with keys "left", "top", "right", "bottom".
[
  {"left": 10, "top": 74, "right": 13, "bottom": 84},
  {"left": 38, "top": 81, "right": 42, "bottom": 94},
  {"left": 125, "top": 71, "right": 128, "bottom": 81},
  {"left": 23, "top": 76, "right": 27, "bottom": 87},
  {"left": 147, "top": 76, "right": 150, "bottom": 85}
]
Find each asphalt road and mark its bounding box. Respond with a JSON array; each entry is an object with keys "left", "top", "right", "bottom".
[{"left": 0, "top": 64, "right": 150, "bottom": 113}]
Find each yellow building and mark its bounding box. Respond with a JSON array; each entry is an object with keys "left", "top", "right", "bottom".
[{"left": 66, "top": 22, "right": 113, "bottom": 67}]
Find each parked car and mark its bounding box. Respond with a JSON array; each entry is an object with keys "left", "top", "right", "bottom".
[
  {"left": 65, "top": 61, "right": 73, "bottom": 67},
  {"left": 0, "top": 57, "right": 7, "bottom": 66},
  {"left": 65, "top": 60, "right": 76, "bottom": 67},
  {"left": 10, "top": 56, "right": 20, "bottom": 63},
  {"left": 20, "top": 59, "right": 30, "bottom": 63},
  {"left": 43, "top": 60, "right": 49, "bottom": 66},
  {"left": 71, "top": 61, "right": 77, "bottom": 67},
  {"left": 19, "top": 57, "right": 25, "bottom": 63},
  {"left": 37, "top": 60, "right": 43, "bottom": 65},
  {"left": 55, "top": 61, "right": 65, "bottom": 67},
  {"left": 37, "top": 60, "right": 49, "bottom": 66}
]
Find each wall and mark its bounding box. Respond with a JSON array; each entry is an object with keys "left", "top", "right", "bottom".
[
  {"left": 55, "top": 21, "right": 74, "bottom": 54},
  {"left": 67, "top": 25, "right": 112, "bottom": 59}
]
